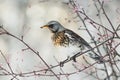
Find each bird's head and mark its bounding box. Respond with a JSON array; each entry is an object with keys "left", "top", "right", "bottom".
[{"left": 41, "top": 21, "right": 65, "bottom": 33}]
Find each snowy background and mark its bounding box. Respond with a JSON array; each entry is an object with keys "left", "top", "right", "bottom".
[{"left": 0, "top": 0, "right": 120, "bottom": 80}]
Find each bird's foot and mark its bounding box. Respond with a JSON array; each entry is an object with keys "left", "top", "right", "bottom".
[
  {"left": 60, "top": 62, "right": 64, "bottom": 67},
  {"left": 60, "top": 56, "right": 70, "bottom": 67},
  {"left": 70, "top": 55, "right": 77, "bottom": 62}
]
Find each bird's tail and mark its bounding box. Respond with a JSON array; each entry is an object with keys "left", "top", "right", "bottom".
[{"left": 83, "top": 41, "right": 103, "bottom": 63}]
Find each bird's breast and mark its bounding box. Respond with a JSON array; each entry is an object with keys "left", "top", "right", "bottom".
[
  {"left": 52, "top": 32, "right": 84, "bottom": 49},
  {"left": 51, "top": 31, "right": 84, "bottom": 56},
  {"left": 52, "top": 32, "right": 69, "bottom": 47}
]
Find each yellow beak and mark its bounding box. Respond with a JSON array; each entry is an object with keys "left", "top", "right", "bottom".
[{"left": 40, "top": 25, "right": 49, "bottom": 28}]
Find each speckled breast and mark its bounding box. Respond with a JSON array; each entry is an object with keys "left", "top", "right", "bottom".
[{"left": 52, "top": 32, "right": 69, "bottom": 47}]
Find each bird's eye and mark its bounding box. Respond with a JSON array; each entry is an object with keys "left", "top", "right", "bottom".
[{"left": 49, "top": 24, "right": 54, "bottom": 28}]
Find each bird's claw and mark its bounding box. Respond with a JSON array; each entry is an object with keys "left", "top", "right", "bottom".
[
  {"left": 60, "top": 62, "right": 64, "bottom": 67},
  {"left": 59, "top": 56, "right": 70, "bottom": 67},
  {"left": 71, "top": 55, "right": 77, "bottom": 62}
]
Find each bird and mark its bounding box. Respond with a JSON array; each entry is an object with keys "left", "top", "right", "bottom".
[{"left": 41, "top": 21, "right": 102, "bottom": 62}]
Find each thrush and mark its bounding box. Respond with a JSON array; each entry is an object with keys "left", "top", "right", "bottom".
[{"left": 41, "top": 21, "right": 102, "bottom": 62}]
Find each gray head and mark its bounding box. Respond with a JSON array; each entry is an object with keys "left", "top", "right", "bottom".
[{"left": 41, "top": 21, "right": 65, "bottom": 33}]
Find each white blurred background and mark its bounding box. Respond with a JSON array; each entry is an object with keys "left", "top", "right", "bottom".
[{"left": 0, "top": 0, "right": 120, "bottom": 80}]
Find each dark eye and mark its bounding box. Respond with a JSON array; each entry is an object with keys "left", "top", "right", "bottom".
[{"left": 49, "top": 24, "right": 54, "bottom": 28}]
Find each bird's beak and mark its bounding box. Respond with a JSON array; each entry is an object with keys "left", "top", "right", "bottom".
[{"left": 40, "top": 25, "right": 49, "bottom": 28}]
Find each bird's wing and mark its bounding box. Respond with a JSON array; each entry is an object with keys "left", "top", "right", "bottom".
[
  {"left": 64, "top": 29, "right": 92, "bottom": 49},
  {"left": 64, "top": 29, "right": 102, "bottom": 62}
]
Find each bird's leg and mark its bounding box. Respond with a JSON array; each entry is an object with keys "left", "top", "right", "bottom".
[
  {"left": 71, "top": 55, "right": 77, "bottom": 62},
  {"left": 71, "top": 51, "right": 82, "bottom": 62},
  {"left": 59, "top": 62, "right": 64, "bottom": 67},
  {"left": 71, "top": 49, "right": 84, "bottom": 62},
  {"left": 60, "top": 56, "right": 70, "bottom": 67}
]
